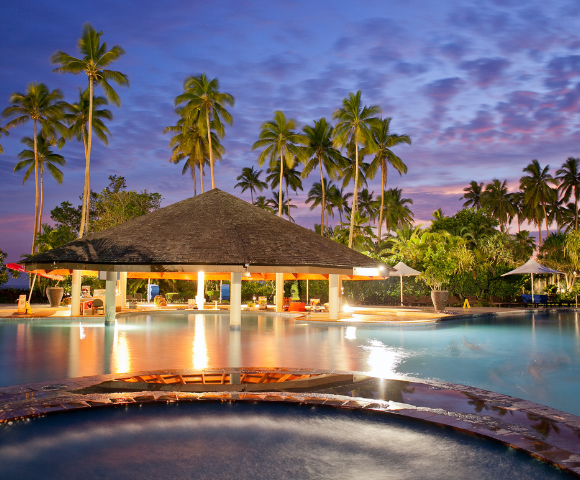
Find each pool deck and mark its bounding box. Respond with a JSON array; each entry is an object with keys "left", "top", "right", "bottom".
[
  {"left": 0, "top": 303, "right": 568, "bottom": 324},
  {"left": 1, "top": 367, "right": 580, "bottom": 477}
]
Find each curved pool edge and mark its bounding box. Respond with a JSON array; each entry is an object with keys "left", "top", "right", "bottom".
[{"left": 1, "top": 367, "right": 580, "bottom": 477}]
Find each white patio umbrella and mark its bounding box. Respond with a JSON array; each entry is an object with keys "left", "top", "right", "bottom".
[
  {"left": 392, "top": 261, "right": 421, "bottom": 306},
  {"left": 501, "top": 258, "right": 563, "bottom": 303}
]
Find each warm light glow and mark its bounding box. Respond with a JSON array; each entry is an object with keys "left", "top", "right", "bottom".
[
  {"left": 353, "top": 267, "right": 379, "bottom": 276},
  {"left": 343, "top": 302, "right": 352, "bottom": 313},
  {"left": 192, "top": 315, "right": 208, "bottom": 370},
  {"left": 364, "top": 339, "right": 406, "bottom": 379},
  {"left": 112, "top": 325, "right": 132, "bottom": 373},
  {"left": 79, "top": 322, "right": 86, "bottom": 340},
  {"left": 345, "top": 326, "right": 357, "bottom": 340}
]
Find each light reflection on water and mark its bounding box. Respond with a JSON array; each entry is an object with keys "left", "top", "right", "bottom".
[{"left": 1, "top": 312, "right": 580, "bottom": 415}]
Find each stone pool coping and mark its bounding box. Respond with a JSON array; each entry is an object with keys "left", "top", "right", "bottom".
[{"left": 1, "top": 367, "right": 580, "bottom": 477}]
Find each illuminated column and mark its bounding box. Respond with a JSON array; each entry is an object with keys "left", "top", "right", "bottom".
[
  {"left": 105, "top": 271, "right": 116, "bottom": 325},
  {"left": 119, "top": 272, "right": 127, "bottom": 307},
  {"left": 71, "top": 270, "right": 81, "bottom": 316},
  {"left": 329, "top": 274, "right": 339, "bottom": 320},
  {"left": 197, "top": 271, "right": 205, "bottom": 310},
  {"left": 275, "top": 272, "right": 284, "bottom": 313},
  {"left": 230, "top": 272, "right": 241, "bottom": 330}
]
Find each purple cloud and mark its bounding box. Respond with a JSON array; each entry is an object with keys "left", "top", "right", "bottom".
[
  {"left": 424, "top": 77, "right": 465, "bottom": 103},
  {"left": 460, "top": 57, "right": 511, "bottom": 87}
]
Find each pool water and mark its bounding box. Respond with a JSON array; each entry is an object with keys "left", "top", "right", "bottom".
[
  {"left": 0, "top": 402, "right": 572, "bottom": 479},
  {"left": 1, "top": 311, "right": 579, "bottom": 415}
]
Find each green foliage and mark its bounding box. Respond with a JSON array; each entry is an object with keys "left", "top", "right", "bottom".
[
  {"left": 36, "top": 224, "right": 76, "bottom": 252},
  {"left": 430, "top": 208, "right": 498, "bottom": 237},
  {"left": 0, "top": 248, "right": 8, "bottom": 287},
  {"left": 241, "top": 281, "right": 275, "bottom": 302}
]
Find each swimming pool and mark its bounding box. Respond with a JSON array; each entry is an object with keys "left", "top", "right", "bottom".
[{"left": 0, "top": 311, "right": 578, "bottom": 415}]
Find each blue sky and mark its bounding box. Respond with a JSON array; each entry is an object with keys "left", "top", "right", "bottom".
[{"left": 1, "top": 0, "right": 580, "bottom": 270}]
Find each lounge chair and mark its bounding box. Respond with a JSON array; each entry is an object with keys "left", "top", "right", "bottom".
[
  {"left": 92, "top": 299, "right": 104, "bottom": 315},
  {"left": 134, "top": 293, "right": 142, "bottom": 302}
]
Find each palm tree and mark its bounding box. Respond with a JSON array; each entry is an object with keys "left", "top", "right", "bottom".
[
  {"left": 0, "top": 125, "right": 8, "bottom": 153},
  {"left": 235, "top": 166, "right": 267, "bottom": 204},
  {"left": 14, "top": 135, "right": 66, "bottom": 233},
  {"left": 163, "top": 109, "right": 220, "bottom": 195},
  {"left": 556, "top": 157, "right": 580, "bottom": 230},
  {"left": 335, "top": 212, "right": 376, "bottom": 251},
  {"left": 357, "top": 188, "right": 378, "bottom": 226},
  {"left": 306, "top": 179, "right": 336, "bottom": 229},
  {"left": 508, "top": 191, "right": 524, "bottom": 233},
  {"left": 481, "top": 179, "right": 515, "bottom": 232},
  {"left": 2, "top": 82, "right": 67, "bottom": 253},
  {"left": 65, "top": 88, "right": 112, "bottom": 232},
  {"left": 302, "top": 118, "right": 346, "bottom": 235},
  {"left": 254, "top": 196, "right": 274, "bottom": 213},
  {"left": 333, "top": 91, "right": 381, "bottom": 248},
  {"left": 327, "top": 185, "right": 352, "bottom": 223},
  {"left": 561, "top": 202, "right": 580, "bottom": 232},
  {"left": 266, "top": 162, "right": 303, "bottom": 220},
  {"left": 365, "top": 117, "right": 411, "bottom": 240},
  {"left": 520, "top": 160, "right": 558, "bottom": 245},
  {"left": 252, "top": 111, "right": 307, "bottom": 217},
  {"left": 378, "top": 188, "right": 414, "bottom": 237},
  {"left": 267, "top": 191, "right": 296, "bottom": 221},
  {"left": 461, "top": 181, "right": 484, "bottom": 210},
  {"left": 52, "top": 23, "right": 129, "bottom": 238},
  {"left": 341, "top": 154, "right": 369, "bottom": 195},
  {"left": 174, "top": 73, "right": 234, "bottom": 190}
]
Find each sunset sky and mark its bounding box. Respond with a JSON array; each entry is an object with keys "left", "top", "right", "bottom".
[{"left": 1, "top": 0, "right": 580, "bottom": 274}]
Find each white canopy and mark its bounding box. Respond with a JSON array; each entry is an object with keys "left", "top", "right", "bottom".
[
  {"left": 392, "top": 262, "right": 421, "bottom": 306},
  {"left": 501, "top": 258, "right": 563, "bottom": 304}
]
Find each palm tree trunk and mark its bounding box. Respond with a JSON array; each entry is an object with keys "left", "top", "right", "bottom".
[
  {"left": 319, "top": 160, "right": 325, "bottom": 236},
  {"left": 39, "top": 170, "right": 44, "bottom": 236},
  {"left": 250, "top": 187, "right": 254, "bottom": 204},
  {"left": 79, "top": 78, "right": 93, "bottom": 238},
  {"left": 377, "top": 162, "right": 386, "bottom": 242},
  {"left": 286, "top": 181, "right": 290, "bottom": 220},
  {"left": 32, "top": 119, "right": 39, "bottom": 255},
  {"left": 537, "top": 215, "right": 543, "bottom": 246},
  {"left": 278, "top": 153, "right": 284, "bottom": 218},
  {"left": 348, "top": 146, "right": 359, "bottom": 249},
  {"left": 199, "top": 159, "right": 204, "bottom": 193},
  {"left": 543, "top": 203, "right": 550, "bottom": 238},
  {"left": 206, "top": 110, "right": 215, "bottom": 189},
  {"left": 192, "top": 159, "right": 197, "bottom": 196},
  {"left": 575, "top": 195, "right": 578, "bottom": 230}
]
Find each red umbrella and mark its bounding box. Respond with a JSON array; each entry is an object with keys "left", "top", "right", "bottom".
[{"left": 7, "top": 263, "right": 64, "bottom": 280}]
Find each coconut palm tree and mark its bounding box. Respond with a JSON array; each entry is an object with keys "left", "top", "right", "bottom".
[
  {"left": 163, "top": 109, "right": 220, "bottom": 195},
  {"left": 252, "top": 111, "right": 307, "bottom": 217},
  {"left": 481, "top": 179, "right": 515, "bottom": 233},
  {"left": 334, "top": 212, "right": 376, "bottom": 251},
  {"left": 0, "top": 125, "right": 8, "bottom": 154},
  {"left": 65, "top": 88, "right": 112, "bottom": 232},
  {"left": 378, "top": 188, "right": 414, "bottom": 237},
  {"left": 235, "top": 166, "right": 267, "bottom": 204},
  {"left": 52, "top": 23, "right": 129, "bottom": 238},
  {"left": 267, "top": 163, "right": 303, "bottom": 220},
  {"left": 365, "top": 117, "right": 411, "bottom": 240},
  {"left": 301, "top": 118, "right": 346, "bottom": 235},
  {"left": 333, "top": 91, "right": 381, "bottom": 248},
  {"left": 508, "top": 191, "right": 524, "bottom": 233},
  {"left": 2, "top": 82, "right": 67, "bottom": 253},
  {"left": 174, "top": 73, "right": 234, "bottom": 190},
  {"left": 306, "top": 179, "right": 336, "bottom": 230},
  {"left": 267, "top": 191, "right": 296, "bottom": 221},
  {"left": 561, "top": 203, "right": 580, "bottom": 232},
  {"left": 357, "top": 188, "right": 378, "bottom": 226},
  {"left": 254, "top": 196, "right": 274, "bottom": 213},
  {"left": 14, "top": 135, "right": 66, "bottom": 234},
  {"left": 520, "top": 160, "right": 558, "bottom": 245},
  {"left": 327, "top": 185, "right": 352, "bottom": 223},
  {"left": 461, "top": 181, "right": 484, "bottom": 210},
  {"left": 556, "top": 157, "right": 580, "bottom": 230}
]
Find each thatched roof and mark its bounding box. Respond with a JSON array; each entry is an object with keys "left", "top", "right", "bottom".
[{"left": 24, "top": 189, "right": 388, "bottom": 276}]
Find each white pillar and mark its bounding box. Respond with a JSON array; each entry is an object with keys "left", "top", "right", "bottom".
[
  {"left": 230, "top": 272, "right": 241, "bottom": 330},
  {"left": 71, "top": 270, "right": 81, "bottom": 316},
  {"left": 119, "top": 272, "right": 127, "bottom": 307},
  {"left": 276, "top": 272, "right": 284, "bottom": 313},
  {"left": 329, "top": 274, "right": 339, "bottom": 320},
  {"left": 105, "top": 271, "right": 117, "bottom": 324},
  {"left": 197, "top": 271, "right": 205, "bottom": 310}
]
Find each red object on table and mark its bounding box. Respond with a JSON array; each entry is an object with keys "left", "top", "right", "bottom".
[{"left": 288, "top": 302, "right": 305, "bottom": 312}]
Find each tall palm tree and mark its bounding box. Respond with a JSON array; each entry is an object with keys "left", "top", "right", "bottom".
[
  {"left": 327, "top": 185, "right": 352, "bottom": 223},
  {"left": 254, "top": 196, "right": 274, "bottom": 213},
  {"left": 357, "top": 188, "right": 377, "bottom": 226},
  {"left": 14, "top": 135, "right": 66, "bottom": 234},
  {"left": 65, "top": 88, "right": 112, "bottom": 232},
  {"left": 520, "top": 159, "right": 558, "bottom": 245},
  {"left": 163, "top": 109, "right": 220, "bottom": 195},
  {"left": 2, "top": 82, "right": 67, "bottom": 253},
  {"left": 378, "top": 188, "right": 414, "bottom": 237},
  {"left": 175, "top": 73, "right": 234, "bottom": 190},
  {"left": 0, "top": 125, "right": 8, "bottom": 154},
  {"left": 556, "top": 157, "right": 580, "bottom": 230},
  {"left": 481, "top": 179, "right": 515, "bottom": 233},
  {"left": 508, "top": 191, "right": 524, "bottom": 233},
  {"left": 252, "top": 111, "right": 307, "bottom": 217},
  {"left": 52, "top": 23, "right": 129, "bottom": 238},
  {"left": 341, "top": 155, "right": 369, "bottom": 196},
  {"left": 561, "top": 202, "right": 580, "bottom": 232},
  {"left": 333, "top": 91, "right": 380, "bottom": 248},
  {"left": 365, "top": 117, "right": 411, "bottom": 240},
  {"left": 461, "top": 181, "right": 484, "bottom": 210},
  {"left": 547, "top": 194, "right": 566, "bottom": 232},
  {"left": 266, "top": 162, "right": 303, "bottom": 220},
  {"left": 302, "top": 118, "right": 346, "bottom": 235},
  {"left": 306, "top": 179, "right": 336, "bottom": 230},
  {"left": 267, "top": 191, "right": 296, "bottom": 221},
  {"left": 335, "top": 212, "right": 376, "bottom": 251},
  {"left": 235, "top": 166, "right": 267, "bottom": 203}
]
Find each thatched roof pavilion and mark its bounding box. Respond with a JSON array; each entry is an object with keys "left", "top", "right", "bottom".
[{"left": 23, "top": 189, "right": 390, "bottom": 323}]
